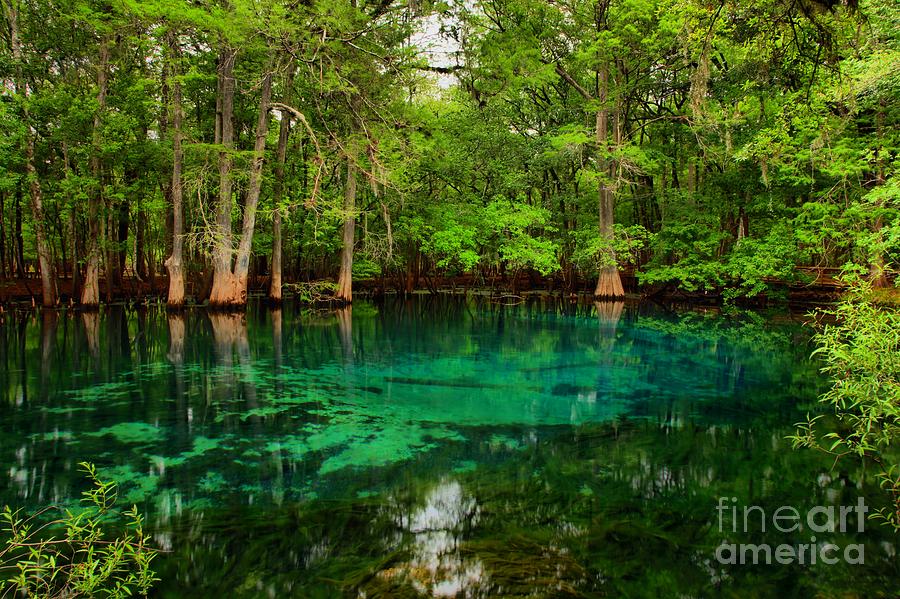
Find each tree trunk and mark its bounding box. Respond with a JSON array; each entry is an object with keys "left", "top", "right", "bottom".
[
  {"left": 5, "top": 0, "right": 56, "bottom": 306},
  {"left": 210, "top": 53, "right": 273, "bottom": 309},
  {"left": 116, "top": 198, "right": 128, "bottom": 285},
  {"left": 56, "top": 211, "right": 67, "bottom": 279},
  {"left": 269, "top": 68, "right": 294, "bottom": 303},
  {"left": 270, "top": 201, "right": 284, "bottom": 302},
  {"left": 165, "top": 34, "right": 186, "bottom": 308},
  {"left": 336, "top": 162, "right": 357, "bottom": 303},
  {"left": 0, "top": 190, "right": 6, "bottom": 280},
  {"left": 104, "top": 196, "right": 113, "bottom": 302},
  {"left": 82, "top": 38, "right": 109, "bottom": 308},
  {"left": 136, "top": 199, "right": 146, "bottom": 280},
  {"left": 25, "top": 135, "right": 57, "bottom": 307},
  {"left": 209, "top": 46, "right": 238, "bottom": 307},
  {"left": 69, "top": 202, "right": 79, "bottom": 301},
  {"left": 61, "top": 142, "right": 79, "bottom": 301},
  {"left": 869, "top": 99, "right": 889, "bottom": 288},
  {"left": 593, "top": 65, "right": 624, "bottom": 299},
  {"left": 231, "top": 66, "right": 273, "bottom": 297},
  {"left": 737, "top": 206, "right": 748, "bottom": 242},
  {"left": 14, "top": 183, "right": 24, "bottom": 278}
]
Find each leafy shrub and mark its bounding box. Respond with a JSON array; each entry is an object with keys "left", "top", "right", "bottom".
[
  {"left": 572, "top": 224, "right": 650, "bottom": 272},
  {"left": 482, "top": 197, "right": 560, "bottom": 276},
  {"left": 285, "top": 280, "right": 339, "bottom": 303},
  {"left": 351, "top": 259, "right": 382, "bottom": 279},
  {"left": 791, "top": 282, "right": 900, "bottom": 529},
  {"left": 0, "top": 462, "right": 158, "bottom": 598}
]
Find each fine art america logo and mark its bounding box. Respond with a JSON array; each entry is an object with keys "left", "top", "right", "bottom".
[{"left": 714, "top": 497, "right": 867, "bottom": 565}]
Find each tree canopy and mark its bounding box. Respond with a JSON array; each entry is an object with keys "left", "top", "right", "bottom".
[{"left": 0, "top": 0, "right": 896, "bottom": 307}]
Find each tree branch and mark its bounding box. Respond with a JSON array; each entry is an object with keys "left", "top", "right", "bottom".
[{"left": 554, "top": 64, "right": 593, "bottom": 100}]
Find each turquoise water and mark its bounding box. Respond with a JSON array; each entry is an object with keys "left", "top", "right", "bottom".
[{"left": 0, "top": 297, "right": 897, "bottom": 597}]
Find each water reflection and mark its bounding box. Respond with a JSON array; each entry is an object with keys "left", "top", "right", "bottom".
[
  {"left": 336, "top": 305, "right": 352, "bottom": 363},
  {"left": 380, "top": 479, "right": 487, "bottom": 597},
  {"left": 0, "top": 297, "right": 820, "bottom": 509},
  {"left": 0, "top": 297, "right": 895, "bottom": 596},
  {"left": 36, "top": 311, "right": 58, "bottom": 408},
  {"left": 81, "top": 311, "right": 100, "bottom": 360},
  {"left": 594, "top": 300, "right": 624, "bottom": 333},
  {"left": 208, "top": 311, "right": 250, "bottom": 367},
  {"left": 167, "top": 314, "right": 185, "bottom": 365},
  {"left": 146, "top": 414, "right": 900, "bottom": 597}
]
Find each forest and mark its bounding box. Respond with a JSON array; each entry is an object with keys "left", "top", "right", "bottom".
[
  {"left": 1, "top": 1, "right": 900, "bottom": 595},
  {"left": 0, "top": 0, "right": 897, "bottom": 309}
]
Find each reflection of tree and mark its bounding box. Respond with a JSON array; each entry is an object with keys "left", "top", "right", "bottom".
[
  {"left": 167, "top": 314, "right": 185, "bottom": 366},
  {"left": 335, "top": 306, "right": 352, "bottom": 363},
  {"left": 209, "top": 312, "right": 249, "bottom": 366},
  {"left": 105, "top": 297, "right": 884, "bottom": 597},
  {"left": 268, "top": 307, "right": 285, "bottom": 503},
  {"left": 106, "top": 306, "right": 132, "bottom": 370},
  {"left": 39, "top": 310, "right": 58, "bottom": 393},
  {"left": 271, "top": 308, "right": 283, "bottom": 368},
  {"left": 375, "top": 478, "right": 488, "bottom": 596},
  {"left": 16, "top": 314, "right": 27, "bottom": 405},
  {"left": 81, "top": 311, "right": 100, "bottom": 360},
  {"left": 207, "top": 311, "right": 259, "bottom": 424},
  {"left": 135, "top": 308, "right": 149, "bottom": 366},
  {"left": 0, "top": 319, "right": 9, "bottom": 405},
  {"left": 595, "top": 300, "right": 625, "bottom": 335},
  {"left": 167, "top": 313, "right": 188, "bottom": 449}
]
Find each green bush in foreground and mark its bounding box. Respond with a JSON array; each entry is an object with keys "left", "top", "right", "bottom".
[
  {"left": 792, "top": 283, "right": 900, "bottom": 530},
  {"left": 0, "top": 462, "right": 158, "bottom": 598}
]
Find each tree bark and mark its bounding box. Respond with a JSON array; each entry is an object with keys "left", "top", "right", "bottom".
[
  {"left": 593, "top": 64, "right": 624, "bottom": 299},
  {"left": 231, "top": 66, "right": 273, "bottom": 293},
  {"left": 869, "top": 99, "right": 889, "bottom": 288},
  {"left": 25, "top": 134, "right": 57, "bottom": 307},
  {"left": 61, "top": 142, "right": 80, "bottom": 301},
  {"left": 0, "top": 190, "right": 6, "bottom": 281},
  {"left": 335, "top": 161, "right": 357, "bottom": 303},
  {"left": 209, "top": 46, "right": 238, "bottom": 307},
  {"left": 165, "top": 34, "right": 186, "bottom": 307},
  {"left": 5, "top": 0, "right": 56, "bottom": 306},
  {"left": 209, "top": 53, "right": 273, "bottom": 308},
  {"left": 269, "top": 68, "right": 294, "bottom": 303},
  {"left": 115, "top": 198, "right": 128, "bottom": 285},
  {"left": 136, "top": 199, "right": 147, "bottom": 280},
  {"left": 14, "top": 183, "right": 24, "bottom": 279},
  {"left": 104, "top": 201, "right": 113, "bottom": 302},
  {"left": 82, "top": 38, "right": 109, "bottom": 308}
]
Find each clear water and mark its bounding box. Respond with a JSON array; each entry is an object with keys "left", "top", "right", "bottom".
[{"left": 1, "top": 297, "right": 897, "bottom": 597}]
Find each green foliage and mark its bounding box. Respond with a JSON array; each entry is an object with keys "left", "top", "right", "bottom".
[
  {"left": 0, "top": 0, "right": 897, "bottom": 301},
  {"left": 421, "top": 217, "right": 481, "bottom": 272},
  {"left": 351, "top": 259, "right": 381, "bottom": 279},
  {"left": 722, "top": 225, "right": 806, "bottom": 300},
  {"left": 791, "top": 282, "right": 900, "bottom": 529},
  {"left": 482, "top": 198, "right": 559, "bottom": 275},
  {"left": 572, "top": 224, "right": 649, "bottom": 272},
  {"left": 637, "top": 216, "right": 727, "bottom": 292},
  {"left": 0, "top": 462, "right": 158, "bottom": 598},
  {"left": 285, "top": 280, "right": 339, "bottom": 303}
]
